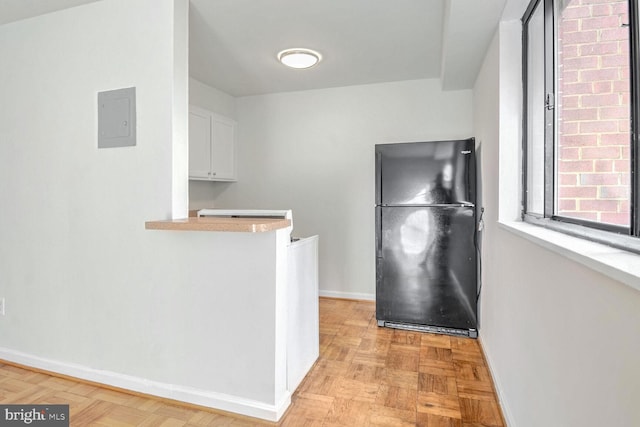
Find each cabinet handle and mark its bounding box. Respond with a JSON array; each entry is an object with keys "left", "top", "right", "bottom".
[{"left": 212, "top": 172, "right": 217, "bottom": 176}]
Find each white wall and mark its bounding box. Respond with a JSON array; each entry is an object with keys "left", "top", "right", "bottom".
[
  {"left": 0, "top": 0, "right": 289, "bottom": 419},
  {"left": 0, "top": 0, "right": 175, "bottom": 365},
  {"left": 190, "top": 77, "right": 236, "bottom": 118},
  {"left": 211, "top": 79, "right": 473, "bottom": 299},
  {"left": 474, "top": 20, "right": 640, "bottom": 427}
]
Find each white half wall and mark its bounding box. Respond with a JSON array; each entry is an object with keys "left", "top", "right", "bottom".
[
  {"left": 473, "top": 19, "right": 640, "bottom": 427},
  {"left": 210, "top": 79, "right": 473, "bottom": 298}
]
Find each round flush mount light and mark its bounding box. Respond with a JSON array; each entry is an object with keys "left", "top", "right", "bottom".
[{"left": 277, "top": 48, "right": 322, "bottom": 69}]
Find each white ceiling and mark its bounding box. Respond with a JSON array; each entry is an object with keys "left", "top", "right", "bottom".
[{"left": 0, "top": 0, "right": 507, "bottom": 96}]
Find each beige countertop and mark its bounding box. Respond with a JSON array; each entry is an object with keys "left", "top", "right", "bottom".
[{"left": 145, "top": 216, "right": 291, "bottom": 233}]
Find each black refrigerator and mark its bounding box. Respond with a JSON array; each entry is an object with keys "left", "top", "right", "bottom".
[{"left": 375, "top": 138, "right": 478, "bottom": 338}]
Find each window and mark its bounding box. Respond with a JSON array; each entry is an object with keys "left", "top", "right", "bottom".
[{"left": 522, "top": 0, "right": 640, "bottom": 252}]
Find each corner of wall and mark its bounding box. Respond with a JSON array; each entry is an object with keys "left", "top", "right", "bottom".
[
  {"left": 188, "top": 78, "right": 237, "bottom": 119},
  {"left": 498, "top": 19, "right": 524, "bottom": 223},
  {"left": 172, "top": 0, "right": 190, "bottom": 219}
]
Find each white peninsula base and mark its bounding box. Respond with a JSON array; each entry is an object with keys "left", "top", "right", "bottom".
[{"left": 0, "top": 211, "right": 319, "bottom": 423}]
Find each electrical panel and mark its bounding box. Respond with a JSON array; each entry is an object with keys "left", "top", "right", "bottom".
[{"left": 98, "top": 87, "right": 136, "bottom": 148}]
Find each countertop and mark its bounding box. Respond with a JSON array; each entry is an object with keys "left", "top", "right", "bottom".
[{"left": 145, "top": 216, "right": 291, "bottom": 233}]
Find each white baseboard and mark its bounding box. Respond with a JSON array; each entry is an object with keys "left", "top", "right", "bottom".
[
  {"left": 478, "top": 337, "right": 513, "bottom": 427},
  {"left": 319, "top": 290, "right": 375, "bottom": 301},
  {"left": 0, "top": 347, "right": 290, "bottom": 422}
]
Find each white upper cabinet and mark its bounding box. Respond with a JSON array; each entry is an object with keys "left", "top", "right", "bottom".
[
  {"left": 189, "top": 107, "right": 213, "bottom": 179},
  {"left": 189, "top": 106, "right": 237, "bottom": 181},
  {"left": 210, "top": 115, "right": 236, "bottom": 180}
]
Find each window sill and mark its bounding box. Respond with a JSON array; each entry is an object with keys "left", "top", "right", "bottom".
[{"left": 499, "top": 220, "right": 640, "bottom": 293}]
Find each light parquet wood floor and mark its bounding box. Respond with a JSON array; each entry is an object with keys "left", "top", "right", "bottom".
[{"left": 0, "top": 298, "right": 504, "bottom": 426}]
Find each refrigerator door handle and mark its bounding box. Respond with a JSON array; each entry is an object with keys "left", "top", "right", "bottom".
[
  {"left": 375, "top": 206, "right": 382, "bottom": 257},
  {"left": 381, "top": 203, "right": 475, "bottom": 208}
]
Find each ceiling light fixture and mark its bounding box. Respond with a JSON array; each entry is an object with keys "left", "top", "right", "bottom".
[{"left": 277, "top": 48, "right": 322, "bottom": 69}]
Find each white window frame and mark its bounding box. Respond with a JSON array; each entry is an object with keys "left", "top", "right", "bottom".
[{"left": 521, "top": 0, "right": 640, "bottom": 254}]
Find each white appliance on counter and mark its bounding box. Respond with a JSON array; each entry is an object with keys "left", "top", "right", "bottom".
[
  {"left": 197, "top": 209, "right": 293, "bottom": 226},
  {"left": 196, "top": 209, "right": 319, "bottom": 392}
]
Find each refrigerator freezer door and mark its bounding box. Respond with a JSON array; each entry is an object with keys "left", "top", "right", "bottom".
[
  {"left": 375, "top": 139, "right": 476, "bottom": 206},
  {"left": 376, "top": 206, "right": 477, "bottom": 330}
]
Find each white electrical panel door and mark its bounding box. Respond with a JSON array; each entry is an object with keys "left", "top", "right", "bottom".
[
  {"left": 210, "top": 115, "right": 236, "bottom": 181},
  {"left": 189, "top": 107, "right": 212, "bottom": 179}
]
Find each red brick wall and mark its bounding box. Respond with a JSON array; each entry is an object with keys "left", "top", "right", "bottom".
[{"left": 557, "top": 0, "right": 630, "bottom": 226}]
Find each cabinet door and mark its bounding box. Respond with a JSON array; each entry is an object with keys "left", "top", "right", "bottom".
[
  {"left": 210, "top": 114, "right": 236, "bottom": 181},
  {"left": 188, "top": 107, "right": 212, "bottom": 179}
]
